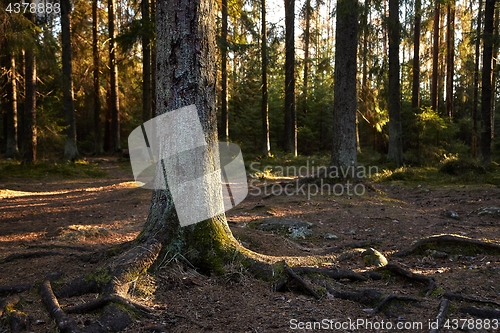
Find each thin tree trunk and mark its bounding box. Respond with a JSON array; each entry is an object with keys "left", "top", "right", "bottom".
[
  {"left": 23, "top": 47, "right": 36, "bottom": 165},
  {"left": 284, "top": 0, "right": 297, "bottom": 155},
  {"left": 108, "top": 0, "right": 120, "bottom": 151},
  {"left": 411, "top": 0, "right": 421, "bottom": 111},
  {"left": 472, "top": 0, "right": 482, "bottom": 158},
  {"left": 261, "top": 0, "right": 270, "bottom": 156},
  {"left": 142, "top": 0, "right": 152, "bottom": 122},
  {"left": 61, "top": 0, "right": 79, "bottom": 160},
  {"left": 387, "top": 0, "right": 403, "bottom": 166},
  {"left": 480, "top": 0, "right": 495, "bottom": 168},
  {"left": 445, "top": 1, "right": 455, "bottom": 119},
  {"left": 330, "top": 0, "right": 358, "bottom": 169},
  {"left": 93, "top": 0, "right": 103, "bottom": 154},
  {"left": 491, "top": 6, "right": 498, "bottom": 140},
  {"left": 302, "top": 0, "right": 311, "bottom": 115},
  {"left": 431, "top": 0, "right": 440, "bottom": 112},
  {"left": 5, "top": 54, "right": 19, "bottom": 158},
  {"left": 221, "top": 0, "right": 229, "bottom": 140}
]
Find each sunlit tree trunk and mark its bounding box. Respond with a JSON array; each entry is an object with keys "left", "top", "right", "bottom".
[
  {"left": 142, "top": 0, "right": 152, "bottom": 122},
  {"left": 108, "top": 0, "right": 120, "bottom": 151},
  {"left": 387, "top": 0, "right": 403, "bottom": 166},
  {"left": 445, "top": 1, "right": 455, "bottom": 119},
  {"left": 472, "top": 0, "right": 482, "bottom": 158},
  {"left": 261, "top": 0, "right": 270, "bottom": 156},
  {"left": 330, "top": 0, "right": 358, "bottom": 169},
  {"left": 221, "top": 0, "right": 229, "bottom": 141},
  {"left": 411, "top": 0, "right": 421, "bottom": 111},
  {"left": 4, "top": 53, "right": 19, "bottom": 158},
  {"left": 431, "top": 0, "right": 440, "bottom": 112},
  {"left": 284, "top": 0, "right": 297, "bottom": 155},
  {"left": 61, "top": 0, "right": 79, "bottom": 160}
]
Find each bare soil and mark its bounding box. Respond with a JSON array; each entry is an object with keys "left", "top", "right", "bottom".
[{"left": 1, "top": 158, "right": 499, "bottom": 332}]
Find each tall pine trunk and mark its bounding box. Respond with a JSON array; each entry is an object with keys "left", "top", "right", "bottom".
[
  {"left": 411, "top": 0, "right": 421, "bottom": 111},
  {"left": 23, "top": 47, "right": 37, "bottom": 165},
  {"left": 5, "top": 54, "right": 19, "bottom": 158},
  {"left": 61, "top": 0, "right": 79, "bottom": 160},
  {"left": 387, "top": 0, "right": 403, "bottom": 166},
  {"left": 330, "top": 0, "right": 358, "bottom": 169},
  {"left": 221, "top": 0, "right": 229, "bottom": 140},
  {"left": 108, "top": 0, "right": 120, "bottom": 151},
  {"left": 93, "top": 0, "right": 103, "bottom": 154},
  {"left": 445, "top": 1, "right": 455, "bottom": 119},
  {"left": 142, "top": 0, "right": 152, "bottom": 122},
  {"left": 284, "top": 0, "right": 297, "bottom": 155},
  {"left": 302, "top": 0, "right": 311, "bottom": 115},
  {"left": 431, "top": 0, "right": 440, "bottom": 112},
  {"left": 261, "top": 0, "right": 270, "bottom": 156},
  {"left": 472, "top": 0, "right": 482, "bottom": 158}
]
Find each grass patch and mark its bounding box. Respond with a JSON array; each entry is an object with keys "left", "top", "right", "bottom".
[{"left": 0, "top": 159, "right": 108, "bottom": 179}]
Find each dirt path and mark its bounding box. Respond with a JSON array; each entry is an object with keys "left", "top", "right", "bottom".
[{"left": 1, "top": 161, "right": 499, "bottom": 332}]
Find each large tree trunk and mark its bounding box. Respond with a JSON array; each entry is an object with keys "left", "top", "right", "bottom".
[
  {"left": 387, "top": 0, "right": 403, "bottom": 166},
  {"left": 142, "top": 0, "right": 240, "bottom": 271},
  {"left": 284, "top": 0, "right": 297, "bottom": 156},
  {"left": 4, "top": 53, "right": 19, "bottom": 158},
  {"left": 480, "top": 0, "right": 495, "bottom": 168},
  {"left": 61, "top": 0, "right": 79, "bottom": 160},
  {"left": 261, "top": 0, "right": 271, "bottom": 156},
  {"left": 431, "top": 0, "right": 440, "bottom": 112},
  {"left": 445, "top": 1, "right": 455, "bottom": 119},
  {"left": 221, "top": 0, "right": 229, "bottom": 141},
  {"left": 330, "top": 0, "right": 358, "bottom": 169},
  {"left": 142, "top": 0, "right": 152, "bottom": 122},
  {"left": 93, "top": 0, "right": 103, "bottom": 154},
  {"left": 302, "top": 0, "right": 311, "bottom": 116},
  {"left": 108, "top": 0, "right": 120, "bottom": 151}
]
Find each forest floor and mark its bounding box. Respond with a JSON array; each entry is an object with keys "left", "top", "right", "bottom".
[{"left": 1, "top": 157, "right": 500, "bottom": 332}]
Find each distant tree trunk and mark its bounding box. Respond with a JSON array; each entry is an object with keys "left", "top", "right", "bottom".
[
  {"left": 387, "top": 0, "right": 403, "bottom": 166},
  {"left": 5, "top": 53, "right": 19, "bottom": 158},
  {"left": 93, "top": 0, "right": 103, "bottom": 154},
  {"left": 480, "top": 0, "right": 495, "bottom": 168},
  {"left": 61, "top": 0, "right": 79, "bottom": 160},
  {"left": 302, "top": 0, "right": 311, "bottom": 115},
  {"left": 411, "top": 0, "right": 421, "bottom": 111},
  {"left": 472, "top": 0, "right": 482, "bottom": 158},
  {"left": 142, "top": 0, "right": 152, "bottom": 122},
  {"left": 330, "top": 0, "right": 358, "bottom": 169},
  {"left": 284, "top": 0, "right": 297, "bottom": 156},
  {"left": 23, "top": 45, "right": 37, "bottom": 165},
  {"left": 445, "top": 1, "right": 455, "bottom": 119},
  {"left": 431, "top": 0, "right": 440, "bottom": 112},
  {"left": 261, "top": 0, "right": 270, "bottom": 156},
  {"left": 221, "top": 0, "right": 229, "bottom": 140},
  {"left": 491, "top": 6, "right": 498, "bottom": 140},
  {"left": 108, "top": 0, "right": 120, "bottom": 151}
]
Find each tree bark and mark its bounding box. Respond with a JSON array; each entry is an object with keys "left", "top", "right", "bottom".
[
  {"left": 23, "top": 45, "right": 37, "bottom": 165},
  {"left": 261, "top": 0, "right": 270, "bottom": 156},
  {"left": 147, "top": 0, "right": 240, "bottom": 271},
  {"left": 61, "top": 0, "right": 79, "bottom": 160},
  {"left": 480, "top": 0, "right": 495, "bottom": 168},
  {"left": 221, "top": 0, "right": 229, "bottom": 141},
  {"left": 387, "top": 0, "right": 403, "bottom": 166},
  {"left": 445, "top": 1, "right": 455, "bottom": 119},
  {"left": 142, "top": 0, "right": 152, "bottom": 123},
  {"left": 302, "top": 0, "right": 311, "bottom": 116},
  {"left": 93, "top": 0, "right": 103, "bottom": 154},
  {"left": 330, "top": 0, "right": 358, "bottom": 169},
  {"left": 284, "top": 0, "right": 297, "bottom": 156},
  {"left": 108, "top": 0, "right": 120, "bottom": 151},
  {"left": 431, "top": 0, "right": 440, "bottom": 112},
  {"left": 411, "top": 0, "right": 421, "bottom": 111}
]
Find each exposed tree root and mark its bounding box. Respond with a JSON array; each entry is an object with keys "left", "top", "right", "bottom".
[
  {"left": 40, "top": 280, "right": 82, "bottom": 333},
  {"left": 323, "top": 283, "right": 383, "bottom": 305},
  {"left": 65, "top": 294, "right": 153, "bottom": 317},
  {"left": 292, "top": 266, "right": 368, "bottom": 282},
  {"left": 380, "top": 263, "right": 436, "bottom": 296},
  {"left": 443, "top": 292, "right": 500, "bottom": 307},
  {"left": 0, "top": 251, "right": 64, "bottom": 264},
  {"left": 370, "top": 294, "right": 421, "bottom": 316},
  {"left": 429, "top": 298, "right": 449, "bottom": 333},
  {"left": 459, "top": 306, "right": 500, "bottom": 319},
  {"left": 394, "top": 234, "right": 500, "bottom": 257},
  {"left": 0, "top": 295, "right": 20, "bottom": 317},
  {"left": 283, "top": 262, "right": 321, "bottom": 299},
  {"left": 8, "top": 309, "right": 30, "bottom": 333},
  {"left": 321, "top": 239, "right": 382, "bottom": 254},
  {"left": 0, "top": 284, "right": 32, "bottom": 296}
]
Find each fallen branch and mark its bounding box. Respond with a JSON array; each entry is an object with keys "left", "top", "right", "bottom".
[
  {"left": 394, "top": 234, "right": 500, "bottom": 257},
  {"left": 381, "top": 263, "right": 436, "bottom": 296},
  {"left": 283, "top": 262, "right": 320, "bottom": 299},
  {"left": 429, "top": 298, "right": 449, "bottom": 333}
]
